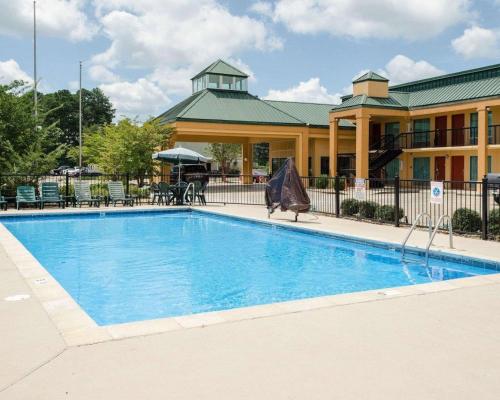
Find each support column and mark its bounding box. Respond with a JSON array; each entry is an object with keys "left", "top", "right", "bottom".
[
  {"left": 329, "top": 119, "right": 339, "bottom": 176},
  {"left": 242, "top": 142, "right": 253, "bottom": 184},
  {"left": 477, "top": 107, "right": 489, "bottom": 179},
  {"left": 295, "top": 132, "right": 309, "bottom": 177},
  {"left": 355, "top": 114, "right": 370, "bottom": 179}
]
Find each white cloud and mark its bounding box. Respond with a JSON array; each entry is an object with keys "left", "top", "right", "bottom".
[
  {"left": 99, "top": 78, "right": 171, "bottom": 120},
  {"left": 0, "top": 0, "right": 97, "bottom": 41},
  {"left": 0, "top": 59, "right": 32, "bottom": 84},
  {"left": 88, "top": 65, "right": 119, "bottom": 83},
  {"left": 377, "top": 55, "right": 444, "bottom": 84},
  {"left": 258, "top": 0, "right": 471, "bottom": 40},
  {"left": 452, "top": 26, "right": 500, "bottom": 59},
  {"left": 264, "top": 78, "right": 341, "bottom": 104},
  {"left": 250, "top": 1, "right": 274, "bottom": 18}
]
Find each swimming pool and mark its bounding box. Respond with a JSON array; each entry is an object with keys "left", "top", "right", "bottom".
[{"left": 1, "top": 210, "right": 498, "bottom": 325}]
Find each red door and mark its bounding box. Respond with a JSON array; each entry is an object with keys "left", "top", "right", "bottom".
[
  {"left": 434, "top": 116, "right": 447, "bottom": 147},
  {"left": 370, "top": 123, "right": 381, "bottom": 148},
  {"left": 452, "top": 114, "right": 465, "bottom": 146},
  {"left": 434, "top": 156, "right": 446, "bottom": 181},
  {"left": 451, "top": 156, "right": 464, "bottom": 189}
]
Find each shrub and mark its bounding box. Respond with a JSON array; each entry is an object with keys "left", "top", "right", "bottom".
[
  {"left": 358, "top": 201, "right": 378, "bottom": 219},
  {"left": 488, "top": 209, "right": 500, "bottom": 236},
  {"left": 374, "top": 205, "right": 404, "bottom": 222},
  {"left": 334, "top": 177, "right": 346, "bottom": 191},
  {"left": 452, "top": 208, "right": 482, "bottom": 233},
  {"left": 341, "top": 198, "right": 359, "bottom": 216},
  {"left": 315, "top": 175, "right": 329, "bottom": 189}
]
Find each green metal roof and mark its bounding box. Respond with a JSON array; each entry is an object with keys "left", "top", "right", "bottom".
[
  {"left": 158, "top": 89, "right": 304, "bottom": 126},
  {"left": 265, "top": 100, "right": 354, "bottom": 128},
  {"left": 157, "top": 89, "right": 355, "bottom": 129},
  {"left": 331, "top": 94, "right": 407, "bottom": 111},
  {"left": 191, "top": 60, "right": 248, "bottom": 80},
  {"left": 353, "top": 71, "right": 388, "bottom": 83}
]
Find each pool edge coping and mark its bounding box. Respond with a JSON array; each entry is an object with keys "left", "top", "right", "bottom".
[{"left": 1, "top": 206, "right": 499, "bottom": 347}]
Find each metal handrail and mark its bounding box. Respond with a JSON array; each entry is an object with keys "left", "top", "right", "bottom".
[
  {"left": 401, "top": 212, "right": 432, "bottom": 260},
  {"left": 183, "top": 182, "right": 195, "bottom": 204},
  {"left": 425, "top": 215, "right": 453, "bottom": 265}
]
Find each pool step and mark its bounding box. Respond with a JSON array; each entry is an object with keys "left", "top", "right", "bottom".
[{"left": 401, "top": 256, "right": 427, "bottom": 266}]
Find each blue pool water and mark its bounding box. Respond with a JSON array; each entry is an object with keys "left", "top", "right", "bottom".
[{"left": 1, "top": 210, "right": 497, "bottom": 325}]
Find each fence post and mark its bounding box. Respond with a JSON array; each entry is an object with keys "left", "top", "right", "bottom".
[
  {"left": 394, "top": 176, "right": 400, "bottom": 227},
  {"left": 335, "top": 175, "right": 340, "bottom": 217},
  {"left": 65, "top": 172, "right": 69, "bottom": 206},
  {"left": 126, "top": 173, "right": 130, "bottom": 196},
  {"left": 481, "top": 176, "right": 488, "bottom": 240}
]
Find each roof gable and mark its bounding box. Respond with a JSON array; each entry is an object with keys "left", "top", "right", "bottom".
[
  {"left": 191, "top": 60, "right": 249, "bottom": 80},
  {"left": 353, "top": 71, "right": 388, "bottom": 83}
]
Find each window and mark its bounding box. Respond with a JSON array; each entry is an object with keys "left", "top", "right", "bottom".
[
  {"left": 413, "top": 157, "right": 430, "bottom": 180},
  {"left": 470, "top": 155, "right": 492, "bottom": 181},
  {"left": 470, "top": 112, "right": 478, "bottom": 145},
  {"left": 385, "top": 122, "right": 400, "bottom": 137},
  {"left": 488, "top": 110, "right": 493, "bottom": 144},
  {"left": 271, "top": 158, "right": 287, "bottom": 175},
  {"left": 221, "top": 75, "right": 233, "bottom": 89},
  {"left": 385, "top": 159, "right": 400, "bottom": 179},
  {"left": 208, "top": 74, "right": 219, "bottom": 89},
  {"left": 320, "top": 157, "right": 329, "bottom": 175},
  {"left": 413, "top": 119, "right": 430, "bottom": 147}
]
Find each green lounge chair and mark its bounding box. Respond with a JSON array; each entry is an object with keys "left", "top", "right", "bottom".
[
  {"left": 108, "top": 181, "right": 134, "bottom": 206},
  {"left": 16, "top": 186, "right": 41, "bottom": 210},
  {"left": 74, "top": 181, "right": 101, "bottom": 207},
  {"left": 40, "top": 182, "right": 65, "bottom": 209},
  {"left": 0, "top": 192, "right": 7, "bottom": 211}
]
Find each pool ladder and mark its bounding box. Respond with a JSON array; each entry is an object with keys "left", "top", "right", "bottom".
[{"left": 401, "top": 213, "right": 453, "bottom": 266}]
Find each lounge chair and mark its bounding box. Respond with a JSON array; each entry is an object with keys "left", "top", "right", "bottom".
[
  {"left": 40, "top": 182, "right": 65, "bottom": 209},
  {"left": 16, "top": 186, "right": 41, "bottom": 210},
  {"left": 108, "top": 181, "right": 134, "bottom": 206},
  {"left": 0, "top": 192, "right": 7, "bottom": 210},
  {"left": 74, "top": 181, "right": 101, "bottom": 207}
]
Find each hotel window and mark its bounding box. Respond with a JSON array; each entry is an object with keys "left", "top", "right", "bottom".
[
  {"left": 488, "top": 110, "right": 493, "bottom": 144},
  {"left": 413, "top": 157, "right": 430, "bottom": 180},
  {"left": 221, "top": 75, "right": 233, "bottom": 89},
  {"left": 470, "top": 112, "right": 478, "bottom": 145},
  {"left": 413, "top": 119, "right": 430, "bottom": 147},
  {"left": 470, "top": 155, "right": 493, "bottom": 181},
  {"left": 385, "top": 122, "right": 400, "bottom": 137},
  {"left": 320, "top": 157, "right": 329, "bottom": 175},
  {"left": 385, "top": 159, "right": 400, "bottom": 179}
]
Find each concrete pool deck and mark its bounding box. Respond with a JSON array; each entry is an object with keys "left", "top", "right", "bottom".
[{"left": 1, "top": 204, "right": 500, "bottom": 399}]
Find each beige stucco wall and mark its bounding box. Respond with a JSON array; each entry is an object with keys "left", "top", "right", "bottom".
[{"left": 353, "top": 81, "right": 389, "bottom": 98}]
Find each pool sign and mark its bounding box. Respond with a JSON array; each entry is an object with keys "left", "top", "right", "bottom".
[
  {"left": 354, "top": 178, "right": 366, "bottom": 201},
  {"left": 430, "top": 181, "right": 444, "bottom": 205}
]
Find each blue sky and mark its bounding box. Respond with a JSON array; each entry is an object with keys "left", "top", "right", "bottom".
[{"left": 0, "top": 0, "right": 499, "bottom": 119}]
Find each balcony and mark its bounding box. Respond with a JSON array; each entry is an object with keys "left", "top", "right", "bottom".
[{"left": 394, "top": 125, "right": 500, "bottom": 149}]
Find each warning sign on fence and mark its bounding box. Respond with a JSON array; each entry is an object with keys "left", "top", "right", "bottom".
[
  {"left": 354, "top": 178, "right": 366, "bottom": 201},
  {"left": 430, "top": 181, "right": 444, "bottom": 205}
]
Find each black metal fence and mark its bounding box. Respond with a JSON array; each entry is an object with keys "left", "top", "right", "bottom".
[{"left": 1, "top": 173, "right": 499, "bottom": 241}]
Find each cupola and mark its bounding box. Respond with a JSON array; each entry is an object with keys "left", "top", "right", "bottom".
[{"left": 191, "top": 59, "right": 249, "bottom": 94}]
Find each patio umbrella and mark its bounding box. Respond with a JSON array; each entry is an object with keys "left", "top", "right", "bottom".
[{"left": 152, "top": 147, "right": 210, "bottom": 183}]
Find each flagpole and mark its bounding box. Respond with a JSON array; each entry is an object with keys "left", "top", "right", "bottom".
[{"left": 33, "top": 0, "right": 37, "bottom": 119}]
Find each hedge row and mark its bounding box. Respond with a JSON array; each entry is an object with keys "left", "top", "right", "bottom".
[
  {"left": 452, "top": 208, "right": 500, "bottom": 235},
  {"left": 340, "top": 199, "right": 404, "bottom": 223}
]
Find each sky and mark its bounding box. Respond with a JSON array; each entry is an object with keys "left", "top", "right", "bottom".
[{"left": 0, "top": 0, "right": 499, "bottom": 120}]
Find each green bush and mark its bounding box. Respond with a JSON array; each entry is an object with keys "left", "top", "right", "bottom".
[
  {"left": 315, "top": 175, "right": 329, "bottom": 189},
  {"left": 374, "top": 205, "right": 404, "bottom": 222},
  {"left": 358, "top": 201, "right": 378, "bottom": 219},
  {"left": 452, "top": 208, "right": 482, "bottom": 233},
  {"left": 341, "top": 199, "right": 359, "bottom": 216},
  {"left": 334, "top": 177, "right": 346, "bottom": 191},
  {"left": 488, "top": 209, "right": 500, "bottom": 236}
]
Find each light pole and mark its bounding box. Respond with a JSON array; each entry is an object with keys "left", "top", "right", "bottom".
[
  {"left": 79, "top": 60, "right": 83, "bottom": 171},
  {"left": 33, "top": 0, "right": 37, "bottom": 119}
]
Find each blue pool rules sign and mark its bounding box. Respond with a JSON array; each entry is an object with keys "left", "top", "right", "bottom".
[{"left": 430, "top": 181, "right": 444, "bottom": 205}]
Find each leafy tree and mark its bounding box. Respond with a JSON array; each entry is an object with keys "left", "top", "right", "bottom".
[
  {"left": 83, "top": 118, "right": 172, "bottom": 185},
  {"left": 0, "top": 81, "right": 65, "bottom": 173},
  {"left": 206, "top": 143, "right": 241, "bottom": 174},
  {"left": 253, "top": 143, "right": 269, "bottom": 168}
]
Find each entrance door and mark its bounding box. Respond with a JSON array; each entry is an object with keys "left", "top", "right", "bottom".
[
  {"left": 434, "top": 116, "right": 447, "bottom": 147},
  {"left": 452, "top": 114, "right": 465, "bottom": 146},
  {"left": 370, "top": 123, "right": 381, "bottom": 148},
  {"left": 451, "top": 156, "right": 464, "bottom": 189},
  {"left": 434, "top": 156, "right": 446, "bottom": 181}
]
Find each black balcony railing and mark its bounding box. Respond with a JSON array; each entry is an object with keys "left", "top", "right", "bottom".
[{"left": 489, "top": 124, "right": 500, "bottom": 145}]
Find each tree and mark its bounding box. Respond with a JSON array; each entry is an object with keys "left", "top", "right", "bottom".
[
  {"left": 207, "top": 143, "right": 241, "bottom": 174},
  {"left": 0, "top": 81, "right": 64, "bottom": 173},
  {"left": 83, "top": 118, "right": 172, "bottom": 185},
  {"left": 253, "top": 143, "right": 269, "bottom": 168}
]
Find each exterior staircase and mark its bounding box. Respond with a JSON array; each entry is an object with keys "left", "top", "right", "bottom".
[{"left": 369, "top": 134, "right": 403, "bottom": 178}]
